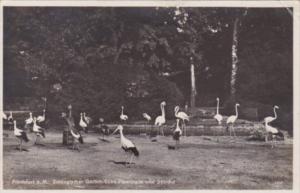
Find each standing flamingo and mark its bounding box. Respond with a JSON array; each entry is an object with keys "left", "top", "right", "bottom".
[
  {"left": 174, "top": 106, "right": 189, "bottom": 136},
  {"left": 264, "top": 121, "right": 284, "bottom": 148},
  {"left": 264, "top": 105, "right": 279, "bottom": 124},
  {"left": 142, "top": 113, "right": 151, "bottom": 135},
  {"left": 120, "top": 106, "right": 128, "bottom": 122},
  {"left": 213, "top": 97, "right": 223, "bottom": 125},
  {"left": 154, "top": 101, "right": 166, "bottom": 136},
  {"left": 226, "top": 103, "right": 240, "bottom": 137}
]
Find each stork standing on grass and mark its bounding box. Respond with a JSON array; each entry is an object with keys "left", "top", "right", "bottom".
[
  {"left": 173, "top": 119, "right": 182, "bottom": 149},
  {"left": 111, "top": 125, "right": 139, "bottom": 166},
  {"left": 174, "top": 106, "right": 189, "bottom": 137},
  {"left": 98, "top": 118, "right": 109, "bottom": 140},
  {"left": 83, "top": 112, "right": 92, "bottom": 133},
  {"left": 154, "top": 101, "right": 166, "bottom": 136},
  {"left": 264, "top": 121, "right": 284, "bottom": 148},
  {"left": 25, "top": 112, "right": 34, "bottom": 131},
  {"left": 264, "top": 105, "right": 279, "bottom": 124},
  {"left": 142, "top": 113, "right": 151, "bottom": 135},
  {"left": 33, "top": 117, "right": 46, "bottom": 145},
  {"left": 226, "top": 103, "right": 240, "bottom": 137},
  {"left": 14, "top": 120, "right": 30, "bottom": 151}
]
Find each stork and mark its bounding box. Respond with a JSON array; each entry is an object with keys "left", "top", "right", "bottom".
[
  {"left": 120, "top": 106, "right": 128, "bottom": 122},
  {"left": 111, "top": 125, "right": 139, "bottom": 166},
  {"left": 14, "top": 120, "right": 30, "bottom": 151},
  {"left": 79, "top": 113, "right": 88, "bottom": 133},
  {"left": 25, "top": 112, "right": 33, "bottom": 125},
  {"left": 173, "top": 119, "right": 182, "bottom": 149},
  {"left": 226, "top": 103, "right": 240, "bottom": 137},
  {"left": 264, "top": 105, "right": 279, "bottom": 124},
  {"left": 264, "top": 121, "right": 284, "bottom": 148},
  {"left": 154, "top": 101, "right": 166, "bottom": 136},
  {"left": 32, "top": 117, "right": 46, "bottom": 145},
  {"left": 174, "top": 105, "right": 189, "bottom": 136},
  {"left": 142, "top": 113, "right": 152, "bottom": 135}
]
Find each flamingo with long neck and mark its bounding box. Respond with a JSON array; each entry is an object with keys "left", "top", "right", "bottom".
[
  {"left": 174, "top": 106, "right": 189, "bottom": 136},
  {"left": 264, "top": 105, "right": 279, "bottom": 124},
  {"left": 226, "top": 103, "right": 240, "bottom": 137},
  {"left": 154, "top": 101, "right": 166, "bottom": 136}
]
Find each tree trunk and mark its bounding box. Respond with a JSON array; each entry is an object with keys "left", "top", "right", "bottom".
[
  {"left": 230, "top": 17, "right": 240, "bottom": 101},
  {"left": 190, "top": 62, "right": 197, "bottom": 108}
]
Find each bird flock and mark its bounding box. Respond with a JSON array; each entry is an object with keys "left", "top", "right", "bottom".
[{"left": 2, "top": 98, "right": 285, "bottom": 166}]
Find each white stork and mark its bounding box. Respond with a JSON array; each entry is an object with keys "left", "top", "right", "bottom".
[
  {"left": 173, "top": 119, "right": 182, "bottom": 149},
  {"left": 264, "top": 121, "right": 284, "bottom": 148},
  {"left": 120, "top": 106, "right": 128, "bottom": 122},
  {"left": 154, "top": 101, "right": 166, "bottom": 136},
  {"left": 174, "top": 105, "right": 189, "bottom": 136},
  {"left": 226, "top": 103, "right": 240, "bottom": 137},
  {"left": 79, "top": 112, "right": 88, "bottom": 133},
  {"left": 14, "top": 120, "right": 30, "bottom": 151},
  {"left": 111, "top": 125, "right": 139, "bottom": 166},
  {"left": 264, "top": 105, "right": 279, "bottom": 124},
  {"left": 32, "top": 117, "right": 46, "bottom": 144},
  {"left": 83, "top": 112, "right": 92, "bottom": 133}
]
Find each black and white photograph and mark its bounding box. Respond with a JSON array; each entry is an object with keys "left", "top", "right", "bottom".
[{"left": 1, "top": 0, "right": 299, "bottom": 190}]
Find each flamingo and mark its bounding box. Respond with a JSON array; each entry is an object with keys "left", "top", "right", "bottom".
[
  {"left": 120, "top": 106, "right": 128, "bottom": 122},
  {"left": 173, "top": 119, "right": 182, "bottom": 149},
  {"left": 226, "top": 103, "right": 240, "bottom": 137},
  {"left": 213, "top": 97, "right": 223, "bottom": 125},
  {"left": 174, "top": 106, "right": 189, "bottom": 136},
  {"left": 33, "top": 117, "right": 46, "bottom": 145},
  {"left": 14, "top": 120, "right": 30, "bottom": 151},
  {"left": 154, "top": 101, "right": 166, "bottom": 136},
  {"left": 83, "top": 112, "right": 92, "bottom": 133},
  {"left": 264, "top": 121, "right": 284, "bottom": 148},
  {"left": 25, "top": 112, "right": 33, "bottom": 125},
  {"left": 111, "top": 125, "right": 139, "bottom": 167},
  {"left": 79, "top": 112, "right": 88, "bottom": 133},
  {"left": 37, "top": 109, "right": 46, "bottom": 123},
  {"left": 142, "top": 113, "right": 151, "bottom": 135},
  {"left": 264, "top": 105, "right": 279, "bottom": 124}
]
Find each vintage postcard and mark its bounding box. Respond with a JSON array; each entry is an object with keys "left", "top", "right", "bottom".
[{"left": 0, "top": 0, "right": 299, "bottom": 192}]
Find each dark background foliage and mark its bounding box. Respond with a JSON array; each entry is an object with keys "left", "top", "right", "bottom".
[{"left": 3, "top": 7, "right": 292, "bottom": 131}]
